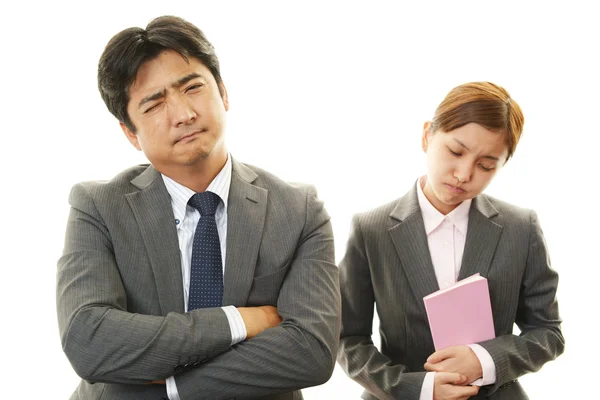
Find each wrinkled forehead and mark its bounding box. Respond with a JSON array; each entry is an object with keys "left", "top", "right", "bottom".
[{"left": 127, "top": 51, "right": 212, "bottom": 105}]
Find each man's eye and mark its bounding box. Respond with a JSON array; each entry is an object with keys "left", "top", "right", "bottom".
[
  {"left": 144, "top": 104, "right": 160, "bottom": 113},
  {"left": 186, "top": 84, "right": 203, "bottom": 92}
]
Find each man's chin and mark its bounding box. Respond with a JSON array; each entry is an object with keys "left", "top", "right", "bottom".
[
  {"left": 181, "top": 148, "right": 224, "bottom": 165},
  {"left": 182, "top": 153, "right": 210, "bottom": 166}
]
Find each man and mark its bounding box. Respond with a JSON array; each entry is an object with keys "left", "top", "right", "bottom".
[{"left": 56, "top": 15, "right": 340, "bottom": 400}]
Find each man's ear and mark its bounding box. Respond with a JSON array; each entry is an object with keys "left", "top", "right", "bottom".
[
  {"left": 120, "top": 122, "right": 142, "bottom": 151},
  {"left": 219, "top": 82, "right": 229, "bottom": 111}
]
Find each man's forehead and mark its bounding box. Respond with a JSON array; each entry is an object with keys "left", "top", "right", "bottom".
[{"left": 128, "top": 53, "right": 209, "bottom": 98}]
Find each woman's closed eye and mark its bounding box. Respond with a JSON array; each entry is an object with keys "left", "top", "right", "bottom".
[{"left": 448, "top": 147, "right": 462, "bottom": 156}]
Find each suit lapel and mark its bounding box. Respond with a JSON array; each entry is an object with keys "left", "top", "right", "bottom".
[
  {"left": 222, "top": 159, "right": 267, "bottom": 307},
  {"left": 458, "top": 194, "right": 503, "bottom": 280},
  {"left": 126, "top": 165, "right": 184, "bottom": 314},
  {"left": 388, "top": 185, "right": 440, "bottom": 306}
]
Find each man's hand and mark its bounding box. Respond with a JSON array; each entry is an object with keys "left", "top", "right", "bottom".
[
  {"left": 433, "top": 372, "right": 480, "bottom": 400},
  {"left": 425, "top": 345, "right": 483, "bottom": 384},
  {"left": 237, "top": 305, "right": 282, "bottom": 338}
]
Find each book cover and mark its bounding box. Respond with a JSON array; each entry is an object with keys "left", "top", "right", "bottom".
[{"left": 423, "top": 273, "right": 495, "bottom": 350}]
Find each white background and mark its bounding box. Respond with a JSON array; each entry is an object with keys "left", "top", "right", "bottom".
[{"left": 1, "top": 1, "right": 597, "bottom": 398}]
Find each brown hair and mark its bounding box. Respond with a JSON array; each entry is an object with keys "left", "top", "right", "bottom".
[{"left": 430, "top": 82, "right": 524, "bottom": 160}]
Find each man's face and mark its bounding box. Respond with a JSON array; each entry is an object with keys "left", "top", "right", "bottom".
[{"left": 122, "top": 49, "right": 229, "bottom": 171}]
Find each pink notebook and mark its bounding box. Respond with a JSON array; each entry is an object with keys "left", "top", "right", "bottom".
[{"left": 423, "top": 273, "right": 495, "bottom": 350}]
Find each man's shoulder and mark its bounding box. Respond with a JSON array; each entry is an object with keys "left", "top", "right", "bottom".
[
  {"left": 236, "top": 161, "right": 323, "bottom": 220},
  {"left": 238, "top": 162, "right": 315, "bottom": 195},
  {"left": 70, "top": 164, "right": 151, "bottom": 200}
]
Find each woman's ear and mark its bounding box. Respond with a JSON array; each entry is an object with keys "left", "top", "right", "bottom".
[{"left": 422, "top": 121, "right": 432, "bottom": 152}]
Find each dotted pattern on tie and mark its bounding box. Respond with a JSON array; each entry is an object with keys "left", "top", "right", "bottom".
[{"left": 188, "top": 191, "right": 223, "bottom": 310}]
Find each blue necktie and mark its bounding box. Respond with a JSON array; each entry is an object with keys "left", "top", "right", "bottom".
[{"left": 188, "top": 191, "right": 223, "bottom": 310}]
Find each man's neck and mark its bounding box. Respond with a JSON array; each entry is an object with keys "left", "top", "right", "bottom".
[{"left": 158, "top": 150, "right": 228, "bottom": 193}]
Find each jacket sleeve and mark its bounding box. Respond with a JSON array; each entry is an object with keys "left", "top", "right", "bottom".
[
  {"left": 56, "top": 183, "right": 233, "bottom": 384},
  {"left": 172, "top": 186, "right": 341, "bottom": 399},
  {"left": 479, "top": 210, "right": 565, "bottom": 394},
  {"left": 337, "top": 215, "right": 426, "bottom": 400}
]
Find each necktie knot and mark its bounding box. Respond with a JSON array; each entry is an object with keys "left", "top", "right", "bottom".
[{"left": 188, "top": 191, "right": 221, "bottom": 216}]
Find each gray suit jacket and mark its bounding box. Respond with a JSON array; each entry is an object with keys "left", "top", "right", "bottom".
[
  {"left": 56, "top": 159, "right": 341, "bottom": 400},
  {"left": 337, "top": 186, "right": 564, "bottom": 399}
]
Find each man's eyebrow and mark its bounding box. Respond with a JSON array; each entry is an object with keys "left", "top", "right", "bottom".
[
  {"left": 138, "top": 89, "right": 166, "bottom": 109},
  {"left": 453, "top": 138, "right": 500, "bottom": 161},
  {"left": 137, "top": 73, "right": 206, "bottom": 109},
  {"left": 173, "top": 73, "right": 204, "bottom": 88}
]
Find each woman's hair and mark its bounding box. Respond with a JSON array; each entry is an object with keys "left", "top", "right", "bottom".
[{"left": 430, "top": 82, "right": 525, "bottom": 160}]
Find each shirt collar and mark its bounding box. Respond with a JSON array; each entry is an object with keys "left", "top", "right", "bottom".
[
  {"left": 161, "top": 154, "right": 232, "bottom": 225},
  {"left": 416, "top": 176, "right": 471, "bottom": 235}
]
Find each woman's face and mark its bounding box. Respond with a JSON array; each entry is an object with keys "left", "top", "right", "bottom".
[{"left": 422, "top": 122, "right": 509, "bottom": 214}]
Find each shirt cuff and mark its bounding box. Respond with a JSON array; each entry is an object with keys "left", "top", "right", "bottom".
[
  {"left": 222, "top": 305, "right": 247, "bottom": 345},
  {"left": 467, "top": 343, "right": 496, "bottom": 386},
  {"left": 419, "top": 371, "right": 435, "bottom": 400},
  {"left": 166, "top": 376, "right": 181, "bottom": 400}
]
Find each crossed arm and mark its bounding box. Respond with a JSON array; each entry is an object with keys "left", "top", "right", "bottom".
[{"left": 57, "top": 183, "right": 340, "bottom": 398}]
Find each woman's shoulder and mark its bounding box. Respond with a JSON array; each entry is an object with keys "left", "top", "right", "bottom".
[
  {"left": 477, "top": 193, "right": 535, "bottom": 225},
  {"left": 352, "top": 190, "right": 417, "bottom": 233}
]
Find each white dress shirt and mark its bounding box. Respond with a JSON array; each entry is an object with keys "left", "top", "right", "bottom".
[
  {"left": 162, "top": 155, "right": 247, "bottom": 400},
  {"left": 416, "top": 177, "right": 496, "bottom": 400}
]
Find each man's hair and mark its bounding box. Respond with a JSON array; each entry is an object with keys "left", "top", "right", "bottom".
[{"left": 97, "top": 15, "right": 223, "bottom": 132}]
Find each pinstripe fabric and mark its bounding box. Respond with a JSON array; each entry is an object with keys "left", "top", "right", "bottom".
[
  {"left": 161, "top": 155, "right": 230, "bottom": 310},
  {"left": 416, "top": 179, "right": 470, "bottom": 290},
  {"left": 415, "top": 181, "right": 495, "bottom": 397},
  {"left": 56, "top": 159, "right": 340, "bottom": 400},
  {"left": 337, "top": 185, "right": 564, "bottom": 400},
  {"left": 161, "top": 157, "right": 246, "bottom": 400}
]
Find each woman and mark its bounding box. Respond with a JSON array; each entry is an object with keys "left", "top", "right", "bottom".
[{"left": 337, "top": 82, "right": 564, "bottom": 400}]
